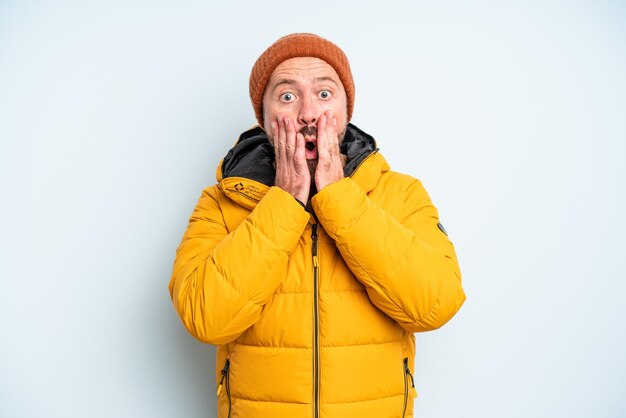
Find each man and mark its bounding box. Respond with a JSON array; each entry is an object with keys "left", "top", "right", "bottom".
[{"left": 169, "top": 33, "right": 465, "bottom": 418}]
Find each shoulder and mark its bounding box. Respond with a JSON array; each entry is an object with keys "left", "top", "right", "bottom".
[
  {"left": 199, "top": 183, "right": 224, "bottom": 201},
  {"left": 377, "top": 170, "right": 430, "bottom": 200},
  {"left": 190, "top": 184, "right": 228, "bottom": 219}
]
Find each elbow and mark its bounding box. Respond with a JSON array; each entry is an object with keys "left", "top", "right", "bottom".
[
  {"left": 405, "top": 246, "right": 465, "bottom": 332},
  {"left": 407, "top": 280, "right": 466, "bottom": 333},
  {"left": 169, "top": 279, "right": 260, "bottom": 346},
  {"left": 168, "top": 267, "right": 236, "bottom": 345},
  {"left": 171, "top": 292, "right": 241, "bottom": 346},
  {"left": 180, "top": 317, "right": 236, "bottom": 345},
  {"left": 419, "top": 254, "right": 465, "bottom": 330}
]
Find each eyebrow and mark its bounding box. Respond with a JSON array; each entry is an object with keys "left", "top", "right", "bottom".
[
  {"left": 271, "top": 79, "right": 297, "bottom": 91},
  {"left": 270, "top": 76, "right": 340, "bottom": 92},
  {"left": 313, "top": 76, "right": 339, "bottom": 87}
]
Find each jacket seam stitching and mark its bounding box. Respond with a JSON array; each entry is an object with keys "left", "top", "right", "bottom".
[
  {"left": 229, "top": 392, "right": 405, "bottom": 404},
  {"left": 232, "top": 339, "right": 403, "bottom": 350}
]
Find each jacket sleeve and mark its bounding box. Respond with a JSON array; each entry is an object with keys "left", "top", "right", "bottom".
[
  {"left": 311, "top": 176, "right": 465, "bottom": 332},
  {"left": 169, "top": 185, "right": 309, "bottom": 345}
]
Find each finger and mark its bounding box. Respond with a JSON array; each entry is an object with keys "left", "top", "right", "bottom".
[
  {"left": 322, "top": 112, "right": 333, "bottom": 159},
  {"left": 276, "top": 116, "right": 287, "bottom": 164},
  {"left": 331, "top": 116, "right": 340, "bottom": 155},
  {"left": 284, "top": 116, "right": 296, "bottom": 161},
  {"left": 296, "top": 133, "right": 311, "bottom": 183},
  {"left": 323, "top": 112, "right": 338, "bottom": 156},
  {"left": 318, "top": 113, "right": 330, "bottom": 160},
  {"left": 294, "top": 132, "right": 306, "bottom": 167}
]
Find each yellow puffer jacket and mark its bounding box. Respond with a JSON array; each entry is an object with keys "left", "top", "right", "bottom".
[{"left": 169, "top": 124, "right": 465, "bottom": 418}]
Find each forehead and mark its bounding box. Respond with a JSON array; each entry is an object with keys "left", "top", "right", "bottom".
[{"left": 268, "top": 57, "right": 341, "bottom": 84}]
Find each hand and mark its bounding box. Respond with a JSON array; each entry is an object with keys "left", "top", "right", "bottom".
[
  {"left": 272, "top": 115, "right": 311, "bottom": 204},
  {"left": 315, "top": 111, "right": 344, "bottom": 191}
]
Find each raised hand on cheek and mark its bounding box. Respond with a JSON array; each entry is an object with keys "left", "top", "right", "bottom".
[
  {"left": 273, "top": 116, "right": 310, "bottom": 204},
  {"left": 315, "top": 111, "right": 344, "bottom": 191}
]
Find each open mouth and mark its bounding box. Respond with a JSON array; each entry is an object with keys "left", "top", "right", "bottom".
[
  {"left": 300, "top": 126, "right": 318, "bottom": 158},
  {"left": 303, "top": 138, "right": 318, "bottom": 159}
]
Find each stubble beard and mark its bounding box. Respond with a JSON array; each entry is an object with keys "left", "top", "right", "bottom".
[
  {"left": 263, "top": 118, "right": 349, "bottom": 183},
  {"left": 300, "top": 123, "right": 348, "bottom": 182}
]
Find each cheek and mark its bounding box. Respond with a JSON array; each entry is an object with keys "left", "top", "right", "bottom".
[
  {"left": 263, "top": 116, "right": 276, "bottom": 143},
  {"left": 262, "top": 102, "right": 273, "bottom": 121},
  {"left": 262, "top": 94, "right": 280, "bottom": 125},
  {"left": 327, "top": 97, "right": 347, "bottom": 120},
  {"left": 327, "top": 106, "right": 348, "bottom": 127},
  {"left": 264, "top": 101, "right": 295, "bottom": 121},
  {"left": 262, "top": 104, "right": 281, "bottom": 134}
]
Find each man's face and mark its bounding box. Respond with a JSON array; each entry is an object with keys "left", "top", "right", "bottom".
[{"left": 262, "top": 57, "right": 348, "bottom": 172}]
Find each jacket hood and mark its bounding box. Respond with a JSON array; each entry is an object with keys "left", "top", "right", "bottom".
[{"left": 218, "top": 123, "right": 378, "bottom": 186}]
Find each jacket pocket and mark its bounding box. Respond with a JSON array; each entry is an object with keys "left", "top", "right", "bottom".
[
  {"left": 217, "top": 359, "right": 232, "bottom": 418},
  {"left": 402, "top": 357, "right": 417, "bottom": 418}
]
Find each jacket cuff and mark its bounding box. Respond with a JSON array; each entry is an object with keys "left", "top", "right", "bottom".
[
  {"left": 311, "top": 178, "right": 366, "bottom": 238},
  {"left": 248, "top": 186, "right": 310, "bottom": 253}
]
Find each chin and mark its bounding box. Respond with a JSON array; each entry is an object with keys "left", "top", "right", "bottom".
[{"left": 306, "top": 159, "right": 318, "bottom": 177}]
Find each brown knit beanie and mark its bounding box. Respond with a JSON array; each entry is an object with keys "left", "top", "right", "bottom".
[{"left": 249, "top": 33, "right": 355, "bottom": 128}]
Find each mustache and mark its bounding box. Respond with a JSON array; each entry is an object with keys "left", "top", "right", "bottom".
[{"left": 299, "top": 126, "right": 317, "bottom": 137}]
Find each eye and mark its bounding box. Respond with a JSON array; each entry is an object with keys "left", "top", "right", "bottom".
[
  {"left": 319, "top": 90, "right": 331, "bottom": 99},
  {"left": 280, "top": 92, "right": 295, "bottom": 102}
]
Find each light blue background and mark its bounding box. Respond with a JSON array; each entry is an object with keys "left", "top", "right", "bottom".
[{"left": 1, "top": 1, "right": 625, "bottom": 417}]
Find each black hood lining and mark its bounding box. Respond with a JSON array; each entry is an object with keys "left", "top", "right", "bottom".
[{"left": 221, "top": 123, "right": 377, "bottom": 187}]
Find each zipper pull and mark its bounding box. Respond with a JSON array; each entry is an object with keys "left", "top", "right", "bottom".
[
  {"left": 217, "top": 359, "right": 230, "bottom": 396},
  {"left": 311, "top": 223, "right": 318, "bottom": 263},
  {"left": 404, "top": 357, "right": 418, "bottom": 398}
]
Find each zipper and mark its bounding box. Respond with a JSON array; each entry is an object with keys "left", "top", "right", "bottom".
[
  {"left": 311, "top": 222, "right": 320, "bottom": 418},
  {"left": 402, "top": 357, "right": 417, "bottom": 418},
  {"left": 347, "top": 149, "right": 378, "bottom": 179},
  {"left": 217, "top": 358, "right": 232, "bottom": 418}
]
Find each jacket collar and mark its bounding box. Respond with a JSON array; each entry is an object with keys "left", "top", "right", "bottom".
[{"left": 216, "top": 123, "right": 389, "bottom": 209}]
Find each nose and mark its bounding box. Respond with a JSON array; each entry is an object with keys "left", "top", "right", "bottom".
[{"left": 298, "top": 94, "right": 320, "bottom": 127}]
